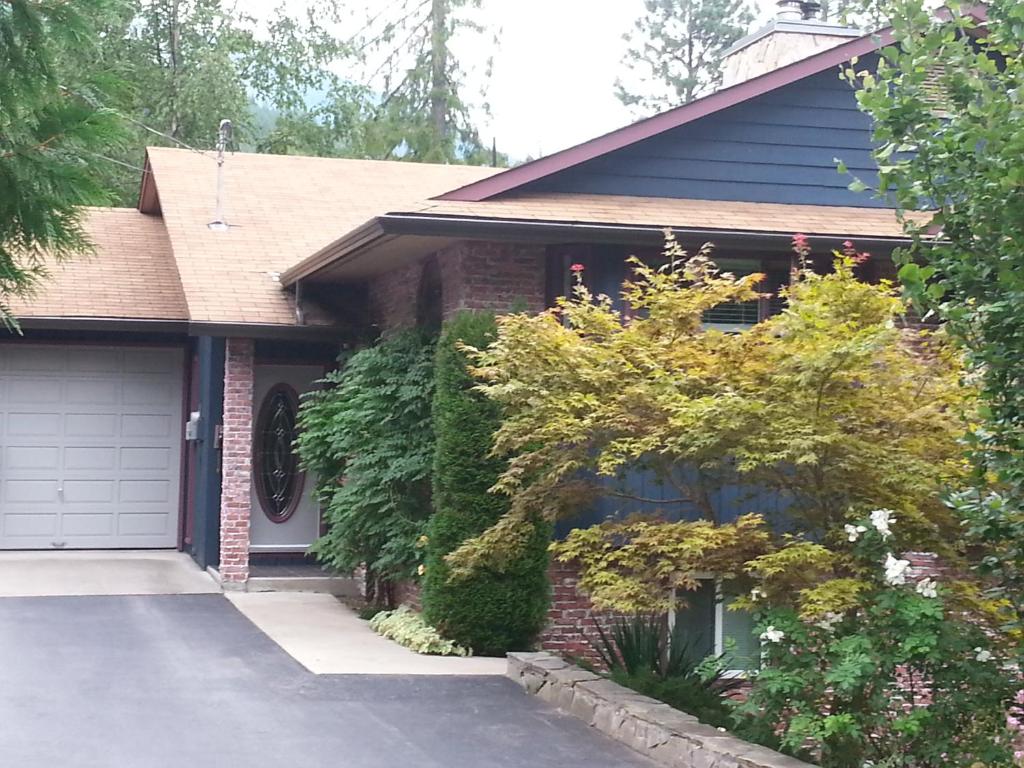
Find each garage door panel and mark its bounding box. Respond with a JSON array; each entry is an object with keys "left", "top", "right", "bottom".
[
  {"left": 0, "top": 345, "right": 184, "bottom": 549},
  {"left": 124, "top": 351, "right": 176, "bottom": 374},
  {"left": 65, "top": 348, "right": 120, "bottom": 372},
  {"left": 121, "top": 414, "right": 172, "bottom": 439},
  {"left": 8, "top": 379, "right": 61, "bottom": 403},
  {"left": 66, "top": 413, "right": 118, "bottom": 437},
  {"left": 4, "top": 480, "right": 59, "bottom": 503},
  {"left": 3, "top": 513, "right": 57, "bottom": 537},
  {"left": 63, "top": 480, "right": 116, "bottom": 504},
  {"left": 66, "top": 379, "right": 120, "bottom": 405},
  {"left": 60, "top": 514, "right": 113, "bottom": 537},
  {"left": 119, "top": 480, "right": 171, "bottom": 504},
  {"left": 4, "top": 347, "right": 65, "bottom": 372},
  {"left": 119, "top": 513, "right": 168, "bottom": 536},
  {"left": 5, "top": 446, "right": 60, "bottom": 471},
  {"left": 7, "top": 413, "right": 60, "bottom": 437},
  {"left": 123, "top": 380, "right": 176, "bottom": 406},
  {"left": 120, "top": 447, "right": 171, "bottom": 471},
  {"left": 64, "top": 446, "right": 117, "bottom": 471}
]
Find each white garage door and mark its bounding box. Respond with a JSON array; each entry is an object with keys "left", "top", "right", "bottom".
[{"left": 0, "top": 345, "right": 184, "bottom": 549}]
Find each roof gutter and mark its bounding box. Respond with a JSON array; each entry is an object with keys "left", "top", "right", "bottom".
[
  {"left": 12, "top": 316, "right": 348, "bottom": 341},
  {"left": 281, "top": 211, "right": 916, "bottom": 287},
  {"left": 281, "top": 217, "right": 390, "bottom": 285}
]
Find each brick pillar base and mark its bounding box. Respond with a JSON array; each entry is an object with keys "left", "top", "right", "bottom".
[
  {"left": 219, "top": 338, "right": 254, "bottom": 585},
  {"left": 540, "top": 560, "right": 616, "bottom": 665}
]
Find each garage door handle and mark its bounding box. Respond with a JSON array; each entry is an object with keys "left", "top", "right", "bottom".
[{"left": 57, "top": 485, "right": 64, "bottom": 500}]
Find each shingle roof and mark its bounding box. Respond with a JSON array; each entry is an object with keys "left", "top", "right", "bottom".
[
  {"left": 407, "top": 193, "right": 919, "bottom": 238},
  {"left": 9, "top": 208, "right": 188, "bottom": 322},
  {"left": 145, "top": 147, "right": 500, "bottom": 326}
]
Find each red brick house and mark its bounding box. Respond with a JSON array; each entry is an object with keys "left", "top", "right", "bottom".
[{"left": 0, "top": 14, "right": 938, "bottom": 652}]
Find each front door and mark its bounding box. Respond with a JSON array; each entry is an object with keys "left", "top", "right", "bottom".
[{"left": 249, "top": 364, "right": 322, "bottom": 553}]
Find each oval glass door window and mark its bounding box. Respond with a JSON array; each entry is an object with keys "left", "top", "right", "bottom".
[{"left": 254, "top": 384, "right": 303, "bottom": 523}]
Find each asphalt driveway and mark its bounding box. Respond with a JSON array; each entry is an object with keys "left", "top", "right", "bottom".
[{"left": 0, "top": 594, "right": 653, "bottom": 767}]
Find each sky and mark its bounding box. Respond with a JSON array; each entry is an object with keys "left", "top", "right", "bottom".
[
  {"left": 436, "top": 0, "right": 780, "bottom": 161},
  {"left": 245, "top": 0, "right": 782, "bottom": 162}
]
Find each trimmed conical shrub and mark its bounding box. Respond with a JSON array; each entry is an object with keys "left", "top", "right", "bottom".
[{"left": 422, "top": 311, "right": 551, "bottom": 655}]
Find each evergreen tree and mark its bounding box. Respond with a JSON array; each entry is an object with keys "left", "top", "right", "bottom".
[
  {"left": 422, "top": 313, "right": 550, "bottom": 655},
  {"left": 0, "top": 0, "right": 126, "bottom": 328},
  {"left": 616, "top": 0, "right": 754, "bottom": 113},
  {"left": 354, "top": 0, "right": 502, "bottom": 164}
]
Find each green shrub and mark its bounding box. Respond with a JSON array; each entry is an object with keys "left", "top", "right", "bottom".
[
  {"left": 369, "top": 606, "right": 470, "bottom": 656},
  {"left": 421, "top": 312, "right": 551, "bottom": 655},
  {"left": 296, "top": 331, "right": 435, "bottom": 604},
  {"left": 591, "top": 614, "right": 741, "bottom": 729}
]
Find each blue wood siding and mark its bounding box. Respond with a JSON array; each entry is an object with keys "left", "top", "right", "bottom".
[
  {"left": 555, "top": 465, "right": 792, "bottom": 539},
  {"left": 527, "top": 62, "right": 891, "bottom": 209}
]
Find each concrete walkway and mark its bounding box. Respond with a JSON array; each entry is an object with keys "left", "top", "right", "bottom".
[
  {"left": 0, "top": 550, "right": 219, "bottom": 596},
  {"left": 0, "top": 594, "right": 653, "bottom": 768},
  {"left": 228, "top": 591, "right": 507, "bottom": 675}
]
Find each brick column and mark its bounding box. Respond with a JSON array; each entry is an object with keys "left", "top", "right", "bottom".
[
  {"left": 437, "top": 241, "right": 547, "bottom": 318},
  {"left": 219, "top": 337, "right": 254, "bottom": 586}
]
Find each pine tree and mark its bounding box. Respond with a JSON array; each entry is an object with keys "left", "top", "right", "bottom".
[
  {"left": 617, "top": 0, "right": 754, "bottom": 113},
  {"left": 354, "top": 0, "right": 501, "bottom": 164},
  {"left": 0, "top": 0, "right": 126, "bottom": 328}
]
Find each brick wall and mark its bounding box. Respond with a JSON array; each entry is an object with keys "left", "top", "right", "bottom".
[
  {"left": 438, "top": 241, "right": 547, "bottom": 318},
  {"left": 367, "top": 259, "right": 421, "bottom": 333},
  {"left": 540, "top": 560, "right": 616, "bottom": 665},
  {"left": 219, "top": 337, "right": 254, "bottom": 585},
  {"left": 367, "top": 241, "right": 548, "bottom": 334}
]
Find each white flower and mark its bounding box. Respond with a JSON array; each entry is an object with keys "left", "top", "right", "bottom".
[
  {"left": 759, "top": 625, "right": 785, "bottom": 644},
  {"left": 844, "top": 523, "right": 868, "bottom": 542},
  {"left": 915, "top": 577, "right": 938, "bottom": 599},
  {"left": 883, "top": 553, "right": 911, "bottom": 586},
  {"left": 869, "top": 508, "right": 895, "bottom": 540},
  {"left": 975, "top": 647, "right": 993, "bottom": 663},
  {"left": 749, "top": 587, "right": 764, "bottom": 601},
  {"left": 815, "top": 611, "right": 843, "bottom": 631}
]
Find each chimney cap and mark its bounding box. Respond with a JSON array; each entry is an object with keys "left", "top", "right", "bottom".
[{"left": 777, "top": 0, "right": 822, "bottom": 21}]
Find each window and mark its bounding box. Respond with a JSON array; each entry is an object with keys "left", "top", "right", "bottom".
[
  {"left": 253, "top": 384, "right": 303, "bottom": 523},
  {"left": 702, "top": 258, "right": 764, "bottom": 330},
  {"left": 673, "top": 579, "right": 759, "bottom": 674}
]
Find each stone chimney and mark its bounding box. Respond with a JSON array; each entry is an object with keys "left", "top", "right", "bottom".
[{"left": 721, "top": 1, "right": 862, "bottom": 87}]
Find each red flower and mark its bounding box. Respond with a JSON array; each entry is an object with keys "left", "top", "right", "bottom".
[
  {"left": 792, "top": 233, "right": 809, "bottom": 249},
  {"left": 569, "top": 263, "right": 585, "bottom": 273}
]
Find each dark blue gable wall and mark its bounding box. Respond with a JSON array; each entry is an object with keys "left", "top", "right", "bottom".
[{"left": 528, "top": 60, "right": 889, "bottom": 208}]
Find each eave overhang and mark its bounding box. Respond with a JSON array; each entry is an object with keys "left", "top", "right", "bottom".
[{"left": 281, "top": 212, "right": 916, "bottom": 287}]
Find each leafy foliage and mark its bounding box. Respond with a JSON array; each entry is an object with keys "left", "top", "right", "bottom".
[
  {"left": 589, "top": 614, "right": 742, "bottom": 729},
  {"left": 296, "top": 331, "right": 435, "bottom": 604},
  {"left": 66, "top": 0, "right": 356, "bottom": 202},
  {"left": 421, "top": 313, "right": 550, "bottom": 655},
  {"left": 447, "top": 235, "right": 970, "bottom": 594},
  {"left": 616, "top": 0, "right": 753, "bottom": 111},
  {"left": 851, "top": 0, "right": 1024, "bottom": 647},
  {"left": 0, "top": 0, "right": 127, "bottom": 327},
  {"left": 369, "top": 606, "right": 470, "bottom": 656},
  {"left": 555, "top": 514, "right": 771, "bottom": 613},
  {"left": 734, "top": 513, "right": 1017, "bottom": 767}
]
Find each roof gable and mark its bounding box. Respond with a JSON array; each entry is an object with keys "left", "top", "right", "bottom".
[
  {"left": 524, "top": 62, "right": 888, "bottom": 208},
  {"left": 437, "top": 29, "right": 893, "bottom": 202}
]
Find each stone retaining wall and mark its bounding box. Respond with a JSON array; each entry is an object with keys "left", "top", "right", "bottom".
[{"left": 507, "top": 652, "right": 814, "bottom": 768}]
